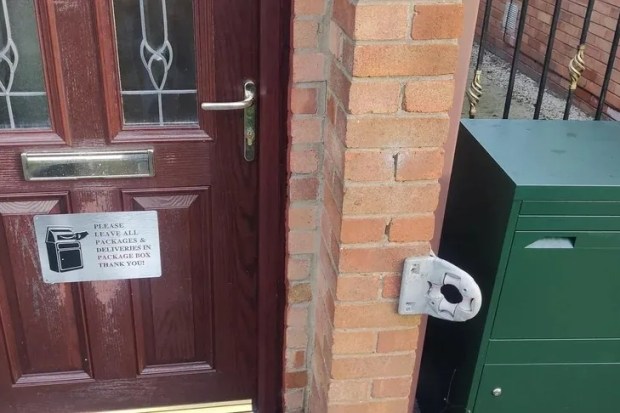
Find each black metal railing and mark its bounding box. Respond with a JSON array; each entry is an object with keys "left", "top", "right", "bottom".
[
  {"left": 534, "top": 0, "right": 563, "bottom": 120},
  {"left": 468, "top": 0, "right": 620, "bottom": 121}
]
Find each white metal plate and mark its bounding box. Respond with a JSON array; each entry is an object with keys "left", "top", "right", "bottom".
[
  {"left": 34, "top": 211, "right": 161, "bottom": 283},
  {"left": 398, "top": 255, "right": 482, "bottom": 322}
]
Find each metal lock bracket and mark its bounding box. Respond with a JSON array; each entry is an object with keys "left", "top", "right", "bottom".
[{"left": 398, "top": 254, "right": 483, "bottom": 322}]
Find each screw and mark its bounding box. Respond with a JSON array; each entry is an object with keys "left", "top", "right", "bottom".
[{"left": 492, "top": 388, "right": 502, "bottom": 397}]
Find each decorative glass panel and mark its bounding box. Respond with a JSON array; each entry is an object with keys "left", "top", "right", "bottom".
[
  {"left": 0, "top": 0, "right": 50, "bottom": 129},
  {"left": 113, "top": 0, "right": 197, "bottom": 126}
]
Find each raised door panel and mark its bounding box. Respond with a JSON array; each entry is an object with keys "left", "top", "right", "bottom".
[
  {"left": 0, "top": 194, "right": 90, "bottom": 385},
  {"left": 122, "top": 188, "right": 213, "bottom": 375}
]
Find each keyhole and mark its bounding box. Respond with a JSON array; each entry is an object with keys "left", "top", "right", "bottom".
[{"left": 440, "top": 284, "right": 463, "bottom": 304}]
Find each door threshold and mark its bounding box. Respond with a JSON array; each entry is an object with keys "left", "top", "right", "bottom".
[{"left": 100, "top": 400, "right": 253, "bottom": 413}]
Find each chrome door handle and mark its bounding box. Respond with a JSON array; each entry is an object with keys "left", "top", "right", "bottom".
[
  {"left": 200, "top": 80, "right": 258, "bottom": 162},
  {"left": 200, "top": 80, "right": 256, "bottom": 111}
]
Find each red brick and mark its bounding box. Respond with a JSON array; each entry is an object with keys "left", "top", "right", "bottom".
[
  {"left": 340, "top": 217, "right": 387, "bottom": 244},
  {"left": 323, "top": 182, "right": 343, "bottom": 237},
  {"left": 334, "top": 302, "right": 421, "bottom": 329},
  {"left": 288, "top": 230, "right": 316, "bottom": 254},
  {"left": 321, "top": 215, "right": 342, "bottom": 272},
  {"left": 336, "top": 275, "right": 381, "bottom": 301},
  {"left": 291, "top": 87, "right": 319, "bottom": 114},
  {"left": 315, "top": 300, "right": 335, "bottom": 347},
  {"left": 328, "top": 380, "right": 370, "bottom": 402},
  {"left": 318, "top": 241, "right": 339, "bottom": 293},
  {"left": 412, "top": 3, "right": 464, "bottom": 40},
  {"left": 290, "top": 146, "right": 319, "bottom": 174},
  {"left": 327, "top": 400, "right": 410, "bottom": 413},
  {"left": 341, "top": 36, "right": 355, "bottom": 74},
  {"left": 289, "top": 282, "right": 313, "bottom": 303},
  {"left": 404, "top": 80, "right": 455, "bottom": 113},
  {"left": 339, "top": 244, "right": 430, "bottom": 273},
  {"left": 329, "top": 63, "right": 352, "bottom": 110},
  {"left": 287, "top": 255, "right": 312, "bottom": 281},
  {"left": 292, "top": 350, "right": 306, "bottom": 369},
  {"left": 285, "top": 371, "right": 308, "bottom": 389},
  {"left": 286, "top": 327, "right": 308, "bottom": 349},
  {"left": 309, "top": 379, "right": 328, "bottom": 413},
  {"left": 377, "top": 328, "right": 419, "bottom": 353},
  {"left": 333, "top": 330, "right": 377, "bottom": 355},
  {"left": 351, "top": 43, "right": 458, "bottom": 77},
  {"left": 293, "top": 19, "right": 319, "bottom": 49},
  {"left": 327, "top": 65, "right": 398, "bottom": 114},
  {"left": 327, "top": 92, "right": 338, "bottom": 126},
  {"left": 286, "top": 304, "right": 309, "bottom": 328},
  {"left": 342, "top": 182, "right": 440, "bottom": 215},
  {"left": 294, "top": 0, "right": 326, "bottom": 16},
  {"left": 345, "top": 116, "right": 450, "bottom": 148},
  {"left": 291, "top": 117, "right": 322, "bottom": 144},
  {"left": 396, "top": 148, "right": 445, "bottom": 181},
  {"left": 288, "top": 204, "right": 318, "bottom": 230},
  {"left": 332, "top": 0, "right": 355, "bottom": 36},
  {"left": 389, "top": 214, "right": 436, "bottom": 243},
  {"left": 382, "top": 274, "right": 401, "bottom": 298},
  {"left": 349, "top": 81, "right": 401, "bottom": 114},
  {"left": 289, "top": 177, "right": 319, "bottom": 201},
  {"left": 331, "top": 354, "right": 415, "bottom": 379},
  {"left": 324, "top": 128, "right": 346, "bottom": 179},
  {"left": 333, "top": 0, "right": 410, "bottom": 40},
  {"left": 354, "top": 3, "right": 410, "bottom": 40},
  {"left": 372, "top": 378, "right": 412, "bottom": 398},
  {"left": 315, "top": 297, "right": 336, "bottom": 349},
  {"left": 325, "top": 169, "right": 344, "bottom": 220},
  {"left": 292, "top": 52, "right": 326, "bottom": 82},
  {"left": 284, "top": 388, "right": 305, "bottom": 410},
  {"left": 329, "top": 22, "right": 342, "bottom": 60},
  {"left": 344, "top": 150, "right": 394, "bottom": 182},
  {"left": 287, "top": 350, "right": 306, "bottom": 370}
]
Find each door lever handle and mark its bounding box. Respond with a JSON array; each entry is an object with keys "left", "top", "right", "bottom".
[
  {"left": 200, "top": 80, "right": 258, "bottom": 162},
  {"left": 200, "top": 81, "right": 256, "bottom": 111}
]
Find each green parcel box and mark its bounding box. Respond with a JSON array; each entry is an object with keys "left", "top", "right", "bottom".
[{"left": 418, "top": 120, "right": 620, "bottom": 413}]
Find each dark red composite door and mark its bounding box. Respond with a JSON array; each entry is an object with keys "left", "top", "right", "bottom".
[{"left": 0, "top": 0, "right": 269, "bottom": 411}]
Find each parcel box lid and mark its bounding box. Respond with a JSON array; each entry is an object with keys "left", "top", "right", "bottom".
[{"left": 460, "top": 120, "right": 620, "bottom": 201}]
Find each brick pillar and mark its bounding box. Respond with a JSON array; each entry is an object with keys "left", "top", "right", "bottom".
[
  {"left": 309, "top": 1, "right": 464, "bottom": 411},
  {"left": 285, "top": 0, "right": 329, "bottom": 411}
]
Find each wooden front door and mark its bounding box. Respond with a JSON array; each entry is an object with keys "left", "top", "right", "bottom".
[{"left": 0, "top": 0, "right": 284, "bottom": 411}]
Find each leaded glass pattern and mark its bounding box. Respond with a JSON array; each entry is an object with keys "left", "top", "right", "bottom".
[
  {"left": 113, "top": 0, "right": 197, "bottom": 126},
  {"left": 0, "top": 0, "right": 51, "bottom": 129}
]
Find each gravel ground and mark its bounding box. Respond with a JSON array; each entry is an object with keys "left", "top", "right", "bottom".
[{"left": 462, "top": 45, "right": 589, "bottom": 120}]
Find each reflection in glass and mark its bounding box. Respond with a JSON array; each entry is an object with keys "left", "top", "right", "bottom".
[
  {"left": 0, "top": 0, "right": 50, "bottom": 129},
  {"left": 114, "top": 0, "right": 197, "bottom": 126}
]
